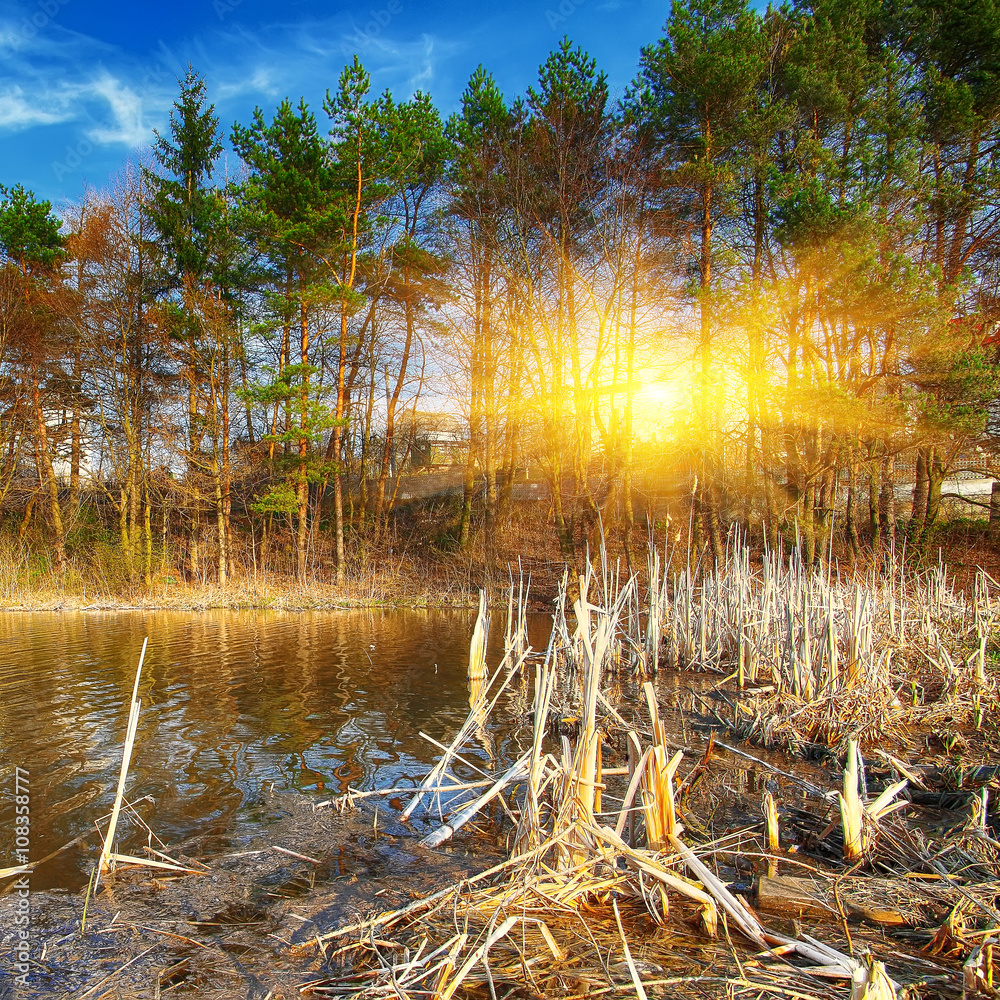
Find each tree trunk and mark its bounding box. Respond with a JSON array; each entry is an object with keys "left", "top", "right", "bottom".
[
  {"left": 878, "top": 451, "right": 896, "bottom": 550},
  {"left": 868, "top": 454, "right": 881, "bottom": 550},
  {"left": 70, "top": 346, "right": 82, "bottom": 512},
  {"left": 990, "top": 480, "right": 1000, "bottom": 542},
  {"left": 143, "top": 482, "right": 153, "bottom": 587},
  {"left": 919, "top": 449, "right": 944, "bottom": 553},
  {"left": 910, "top": 447, "right": 928, "bottom": 539},
  {"left": 32, "top": 380, "right": 66, "bottom": 575},
  {"left": 219, "top": 336, "right": 232, "bottom": 584},
  {"left": 215, "top": 471, "right": 228, "bottom": 587},
  {"left": 297, "top": 298, "right": 310, "bottom": 581},
  {"left": 357, "top": 351, "right": 377, "bottom": 525},
  {"left": 331, "top": 296, "right": 349, "bottom": 586},
  {"left": 459, "top": 448, "right": 475, "bottom": 548},
  {"left": 845, "top": 451, "right": 860, "bottom": 560}
]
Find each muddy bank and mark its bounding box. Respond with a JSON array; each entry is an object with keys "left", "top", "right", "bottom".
[{"left": 1, "top": 789, "right": 505, "bottom": 998}]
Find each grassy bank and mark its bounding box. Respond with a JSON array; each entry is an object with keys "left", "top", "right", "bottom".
[
  {"left": 0, "top": 565, "right": 484, "bottom": 612},
  {"left": 3, "top": 507, "right": 1000, "bottom": 613},
  {"left": 0, "top": 503, "right": 574, "bottom": 610}
]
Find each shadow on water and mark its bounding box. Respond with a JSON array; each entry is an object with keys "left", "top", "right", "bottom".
[{"left": 0, "top": 609, "right": 552, "bottom": 890}]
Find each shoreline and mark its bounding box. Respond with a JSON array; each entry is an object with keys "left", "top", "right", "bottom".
[
  {"left": 3, "top": 517, "right": 1000, "bottom": 614},
  {"left": 0, "top": 550, "right": 568, "bottom": 613},
  {"left": 0, "top": 590, "right": 485, "bottom": 613}
]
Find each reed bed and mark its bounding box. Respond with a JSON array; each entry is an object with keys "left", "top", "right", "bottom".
[
  {"left": 29, "top": 536, "right": 998, "bottom": 997},
  {"left": 640, "top": 534, "right": 1000, "bottom": 752},
  {"left": 297, "top": 566, "right": 989, "bottom": 1000}
]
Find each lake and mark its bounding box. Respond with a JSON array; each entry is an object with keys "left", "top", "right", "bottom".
[{"left": 0, "top": 609, "right": 551, "bottom": 890}]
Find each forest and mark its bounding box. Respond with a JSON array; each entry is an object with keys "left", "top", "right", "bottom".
[{"left": 1, "top": 0, "right": 998, "bottom": 593}]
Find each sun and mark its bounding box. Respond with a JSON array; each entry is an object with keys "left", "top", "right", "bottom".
[
  {"left": 631, "top": 376, "right": 690, "bottom": 439},
  {"left": 636, "top": 380, "right": 684, "bottom": 408}
]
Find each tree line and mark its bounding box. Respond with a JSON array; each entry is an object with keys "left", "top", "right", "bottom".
[{"left": 1, "top": 0, "right": 999, "bottom": 586}]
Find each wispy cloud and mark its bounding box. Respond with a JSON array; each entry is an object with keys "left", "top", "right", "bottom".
[
  {"left": 85, "top": 74, "right": 150, "bottom": 146},
  {"left": 0, "top": 72, "right": 166, "bottom": 147},
  {"left": 406, "top": 35, "right": 438, "bottom": 93},
  {"left": 0, "top": 0, "right": 665, "bottom": 202},
  {"left": 0, "top": 84, "right": 74, "bottom": 129},
  {"left": 215, "top": 66, "right": 277, "bottom": 103},
  {"left": 0, "top": 3, "right": 466, "bottom": 149}
]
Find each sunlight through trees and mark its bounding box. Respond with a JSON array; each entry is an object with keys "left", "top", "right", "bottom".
[{"left": 2, "top": 0, "right": 1000, "bottom": 581}]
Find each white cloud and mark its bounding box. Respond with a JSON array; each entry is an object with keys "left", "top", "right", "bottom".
[
  {"left": 0, "top": 7, "right": 470, "bottom": 173},
  {"left": 409, "top": 35, "right": 439, "bottom": 93},
  {"left": 215, "top": 66, "right": 277, "bottom": 102},
  {"left": 0, "top": 74, "right": 157, "bottom": 147},
  {"left": 0, "top": 84, "right": 74, "bottom": 129},
  {"left": 85, "top": 74, "right": 150, "bottom": 146}
]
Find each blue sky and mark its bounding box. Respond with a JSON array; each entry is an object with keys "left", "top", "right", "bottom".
[{"left": 0, "top": 0, "right": 670, "bottom": 206}]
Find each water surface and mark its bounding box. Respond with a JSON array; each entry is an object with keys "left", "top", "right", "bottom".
[{"left": 0, "top": 609, "right": 547, "bottom": 889}]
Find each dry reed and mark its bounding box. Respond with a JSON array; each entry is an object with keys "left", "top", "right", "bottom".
[{"left": 303, "top": 564, "right": 921, "bottom": 999}]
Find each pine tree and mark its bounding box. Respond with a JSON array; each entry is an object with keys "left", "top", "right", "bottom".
[
  {"left": 895, "top": 0, "right": 1000, "bottom": 549},
  {"left": 526, "top": 39, "right": 611, "bottom": 558},
  {"left": 233, "top": 97, "right": 345, "bottom": 579},
  {"left": 634, "top": 0, "right": 769, "bottom": 564},
  {"left": 323, "top": 58, "right": 393, "bottom": 584},
  {"left": 448, "top": 68, "right": 512, "bottom": 549},
  {"left": 372, "top": 91, "right": 452, "bottom": 530},
  {"left": 145, "top": 69, "right": 234, "bottom": 581}
]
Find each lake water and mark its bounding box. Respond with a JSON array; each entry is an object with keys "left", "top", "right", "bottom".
[{"left": 0, "top": 609, "right": 550, "bottom": 890}]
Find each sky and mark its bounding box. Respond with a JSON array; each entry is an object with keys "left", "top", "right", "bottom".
[{"left": 0, "top": 0, "right": 671, "bottom": 207}]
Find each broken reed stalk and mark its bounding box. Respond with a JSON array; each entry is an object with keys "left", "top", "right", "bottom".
[
  {"left": 514, "top": 635, "right": 557, "bottom": 853},
  {"left": 312, "top": 547, "right": 915, "bottom": 1000},
  {"left": 569, "top": 604, "right": 606, "bottom": 825},
  {"left": 650, "top": 530, "right": 994, "bottom": 737},
  {"left": 839, "top": 740, "right": 909, "bottom": 861},
  {"left": 419, "top": 753, "right": 531, "bottom": 848},
  {"left": 99, "top": 637, "right": 147, "bottom": 874},
  {"left": 640, "top": 681, "right": 680, "bottom": 851},
  {"left": 612, "top": 896, "right": 649, "bottom": 1000},
  {"left": 840, "top": 739, "right": 865, "bottom": 862},
  {"left": 468, "top": 589, "right": 490, "bottom": 681},
  {"left": 503, "top": 564, "right": 530, "bottom": 667},
  {"left": 850, "top": 954, "right": 898, "bottom": 1000},
  {"left": 400, "top": 649, "right": 524, "bottom": 823},
  {"left": 763, "top": 790, "right": 780, "bottom": 869},
  {"left": 436, "top": 915, "right": 519, "bottom": 1000}
]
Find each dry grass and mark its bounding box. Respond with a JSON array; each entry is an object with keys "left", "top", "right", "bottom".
[{"left": 14, "top": 536, "right": 1000, "bottom": 998}]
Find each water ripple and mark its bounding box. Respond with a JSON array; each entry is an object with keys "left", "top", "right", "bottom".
[{"left": 0, "top": 608, "right": 549, "bottom": 890}]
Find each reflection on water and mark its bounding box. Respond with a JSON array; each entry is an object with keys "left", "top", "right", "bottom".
[{"left": 0, "top": 609, "right": 549, "bottom": 889}]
